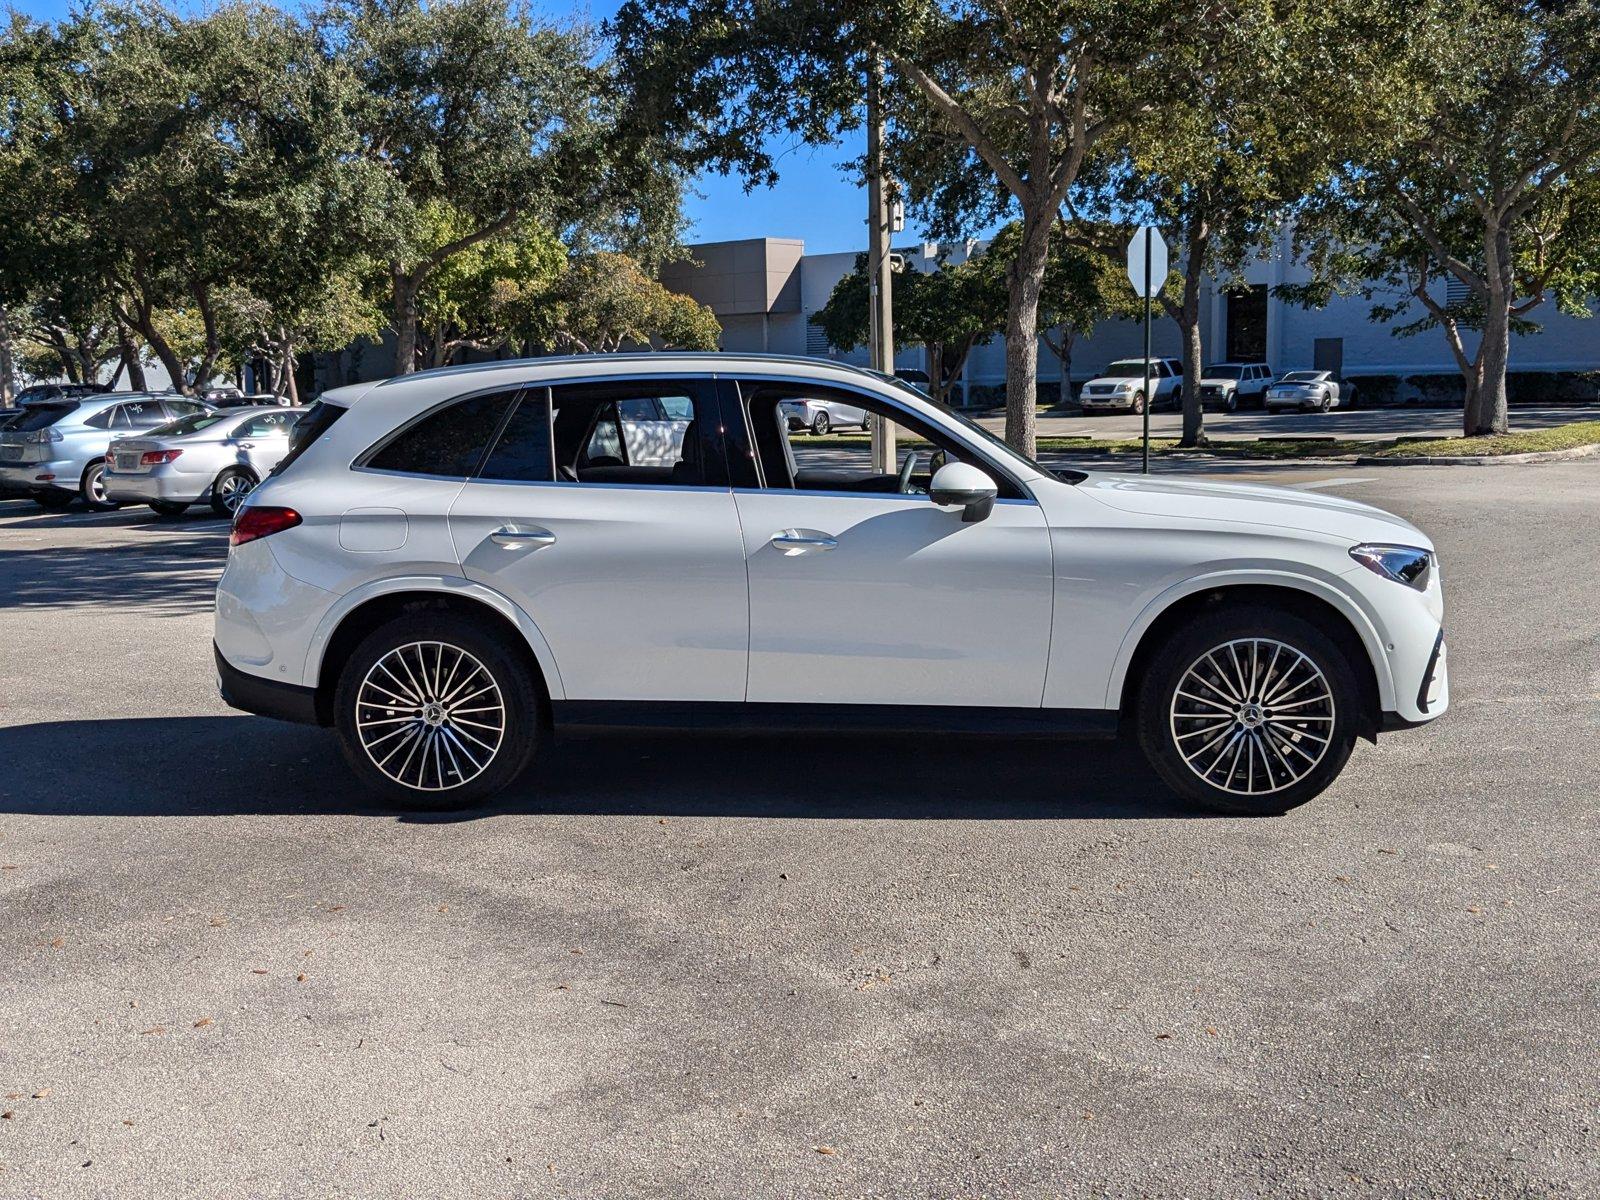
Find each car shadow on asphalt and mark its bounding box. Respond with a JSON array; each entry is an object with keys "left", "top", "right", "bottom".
[{"left": 0, "top": 717, "right": 1203, "bottom": 821}]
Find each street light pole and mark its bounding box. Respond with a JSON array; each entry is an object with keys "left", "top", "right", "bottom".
[{"left": 866, "top": 57, "right": 896, "bottom": 474}]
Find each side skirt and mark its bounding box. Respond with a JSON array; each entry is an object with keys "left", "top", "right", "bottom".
[{"left": 551, "top": 700, "right": 1120, "bottom": 739}]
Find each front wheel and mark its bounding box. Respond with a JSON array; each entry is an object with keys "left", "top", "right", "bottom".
[
  {"left": 1135, "top": 605, "right": 1361, "bottom": 815},
  {"left": 1129, "top": 391, "right": 1146, "bottom": 415},
  {"left": 811, "top": 411, "right": 831, "bottom": 436},
  {"left": 334, "top": 614, "right": 542, "bottom": 809}
]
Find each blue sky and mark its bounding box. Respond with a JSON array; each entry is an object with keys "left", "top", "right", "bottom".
[{"left": 11, "top": 0, "right": 891, "bottom": 255}]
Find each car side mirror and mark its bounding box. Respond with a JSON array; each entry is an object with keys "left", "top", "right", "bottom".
[{"left": 929, "top": 461, "right": 999, "bottom": 523}]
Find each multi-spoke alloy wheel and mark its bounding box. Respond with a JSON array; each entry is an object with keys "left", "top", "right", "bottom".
[
  {"left": 212, "top": 469, "right": 256, "bottom": 516},
  {"left": 1136, "top": 606, "right": 1360, "bottom": 815},
  {"left": 1169, "top": 638, "right": 1335, "bottom": 797},
  {"left": 356, "top": 641, "right": 506, "bottom": 792},
  {"left": 335, "top": 615, "right": 541, "bottom": 809}
]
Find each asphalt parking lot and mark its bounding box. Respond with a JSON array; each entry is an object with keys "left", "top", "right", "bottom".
[{"left": 0, "top": 461, "right": 1596, "bottom": 1198}]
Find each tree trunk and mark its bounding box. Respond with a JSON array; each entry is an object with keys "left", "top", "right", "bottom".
[
  {"left": 1175, "top": 216, "right": 1209, "bottom": 448},
  {"left": 124, "top": 303, "right": 189, "bottom": 393},
  {"left": 283, "top": 337, "right": 300, "bottom": 404},
  {"left": 118, "top": 326, "right": 147, "bottom": 391},
  {"left": 0, "top": 307, "right": 14, "bottom": 406},
  {"left": 1003, "top": 205, "right": 1052, "bottom": 456},
  {"left": 1467, "top": 223, "right": 1513, "bottom": 436},
  {"left": 392, "top": 269, "right": 420, "bottom": 376},
  {"left": 1056, "top": 327, "right": 1074, "bottom": 408}
]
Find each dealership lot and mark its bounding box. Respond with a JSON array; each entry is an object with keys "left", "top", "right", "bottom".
[{"left": 0, "top": 462, "right": 1595, "bottom": 1198}]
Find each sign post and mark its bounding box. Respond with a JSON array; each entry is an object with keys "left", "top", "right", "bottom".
[{"left": 1126, "top": 226, "right": 1168, "bottom": 475}]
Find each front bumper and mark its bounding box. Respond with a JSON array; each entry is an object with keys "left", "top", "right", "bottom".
[{"left": 1080, "top": 393, "right": 1135, "bottom": 409}]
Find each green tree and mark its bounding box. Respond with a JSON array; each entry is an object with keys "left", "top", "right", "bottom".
[
  {"left": 1288, "top": 0, "right": 1600, "bottom": 435},
  {"left": 327, "top": 0, "right": 688, "bottom": 375},
  {"left": 810, "top": 250, "right": 1007, "bottom": 404},
  {"left": 543, "top": 252, "right": 721, "bottom": 352},
  {"left": 611, "top": 0, "right": 1208, "bottom": 456}
]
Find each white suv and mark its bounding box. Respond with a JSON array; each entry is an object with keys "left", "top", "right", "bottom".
[
  {"left": 215, "top": 354, "right": 1448, "bottom": 815},
  {"left": 1079, "top": 358, "right": 1184, "bottom": 413}
]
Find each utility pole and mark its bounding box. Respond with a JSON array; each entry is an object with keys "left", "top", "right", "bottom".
[{"left": 866, "top": 56, "right": 896, "bottom": 474}]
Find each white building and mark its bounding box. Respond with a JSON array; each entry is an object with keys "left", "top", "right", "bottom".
[{"left": 659, "top": 231, "right": 1600, "bottom": 405}]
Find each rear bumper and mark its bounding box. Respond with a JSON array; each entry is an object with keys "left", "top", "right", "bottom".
[
  {"left": 103, "top": 469, "right": 205, "bottom": 504},
  {"left": 215, "top": 643, "right": 322, "bottom": 725},
  {"left": 0, "top": 461, "right": 77, "bottom": 493}
]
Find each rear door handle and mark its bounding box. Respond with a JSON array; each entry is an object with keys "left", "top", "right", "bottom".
[
  {"left": 490, "top": 525, "right": 557, "bottom": 548},
  {"left": 771, "top": 530, "right": 838, "bottom": 552}
]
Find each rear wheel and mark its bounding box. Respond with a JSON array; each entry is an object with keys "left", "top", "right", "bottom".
[
  {"left": 1135, "top": 605, "right": 1361, "bottom": 816},
  {"left": 80, "top": 460, "right": 120, "bottom": 511},
  {"left": 210, "top": 467, "right": 258, "bottom": 516},
  {"left": 334, "top": 614, "right": 541, "bottom": 810}
]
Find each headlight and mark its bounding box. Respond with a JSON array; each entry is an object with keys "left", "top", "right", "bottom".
[
  {"left": 1113, "top": 382, "right": 1132, "bottom": 393},
  {"left": 1349, "top": 544, "right": 1433, "bottom": 591}
]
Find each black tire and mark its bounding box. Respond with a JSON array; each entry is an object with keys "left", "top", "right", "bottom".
[
  {"left": 811, "top": 411, "right": 831, "bottom": 436},
  {"left": 210, "top": 467, "right": 258, "bottom": 516},
  {"left": 149, "top": 500, "right": 189, "bottom": 516},
  {"left": 1224, "top": 391, "right": 1238, "bottom": 412},
  {"left": 1130, "top": 391, "right": 1146, "bottom": 415},
  {"left": 80, "top": 460, "right": 120, "bottom": 511},
  {"left": 34, "top": 491, "right": 74, "bottom": 511},
  {"left": 334, "top": 614, "right": 541, "bottom": 810},
  {"left": 1135, "top": 604, "right": 1361, "bottom": 816}
]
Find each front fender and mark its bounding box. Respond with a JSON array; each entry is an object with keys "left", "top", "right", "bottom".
[
  {"left": 300, "top": 574, "right": 567, "bottom": 700},
  {"left": 1101, "top": 567, "right": 1398, "bottom": 713}
]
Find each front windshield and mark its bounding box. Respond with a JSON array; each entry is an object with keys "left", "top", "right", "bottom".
[
  {"left": 1105, "top": 360, "right": 1153, "bottom": 375},
  {"left": 1282, "top": 371, "right": 1321, "bottom": 382},
  {"left": 151, "top": 412, "right": 231, "bottom": 437},
  {"left": 1205, "top": 365, "right": 1242, "bottom": 379}
]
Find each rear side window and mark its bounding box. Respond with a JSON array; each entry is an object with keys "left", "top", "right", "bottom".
[
  {"left": 116, "top": 401, "right": 167, "bottom": 429},
  {"left": 364, "top": 390, "right": 517, "bottom": 478},
  {"left": 479, "top": 390, "right": 554, "bottom": 482},
  {"left": 273, "top": 399, "right": 347, "bottom": 476}
]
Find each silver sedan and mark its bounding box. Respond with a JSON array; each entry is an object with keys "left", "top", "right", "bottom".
[
  {"left": 104, "top": 406, "right": 305, "bottom": 516},
  {"left": 1264, "top": 370, "right": 1356, "bottom": 412}
]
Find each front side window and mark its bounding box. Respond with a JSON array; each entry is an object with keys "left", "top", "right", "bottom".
[
  {"left": 163, "top": 400, "right": 206, "bottom": 419},
  {"left": 736, "top": 380, "right": 1025, "bottom": 500},
  {"left": 364, "top": 390, "right": 518, "bottom": 478}
]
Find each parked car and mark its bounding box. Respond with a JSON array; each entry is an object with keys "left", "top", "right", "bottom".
[
  {"left": 1079, "top": 358, "right": 1184, "bottom": 413},
  {"left": 1198, "top": 363, "right": 1274, "bottom": 411},
  {"left": 0, "top": 392, "right": 212, "bottom": 510},
  {"left": 214, "top": 353, "right": 1448, "bottom": 817},
  {"left": 104, "top": 405, "right": 306, "bottom": 516},
  {"left": 11, "top": 382, "right": 111, "bottom": 407},
  {"left": 1265, "top": 370, "right": 1356, "bottom": 412},
  {"left": 781, "top": 394, "right": 872, "bottom": 435}
]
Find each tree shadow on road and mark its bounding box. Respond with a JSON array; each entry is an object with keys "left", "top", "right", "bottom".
[{"left": 0, "top": 716, "right": 1204, "bottom": 821}]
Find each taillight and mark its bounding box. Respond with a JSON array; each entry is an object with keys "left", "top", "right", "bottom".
[
  {"left": 140, "top": 449, "right": 182, "bottom": 465},
  {"left": 230, "top": 506, "right": 302, "bottom": 547}
]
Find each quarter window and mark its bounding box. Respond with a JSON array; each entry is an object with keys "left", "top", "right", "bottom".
[{"left": 364, "top": 390, "right": 518, "bottom": 478}]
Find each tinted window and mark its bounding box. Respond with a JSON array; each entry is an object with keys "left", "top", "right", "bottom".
[
  {"left": 119, "top": 401, "right": 167, "bottom": 429},
  {"left": 1206, "top": 365, "right": 1242, "bottom": 379},
  {"left": 13, "top": 402, "right": 77, "bottom": 430},
  {"left": 1283, "top": 372, "right": 1321, "bottom": 382},
  {"left": 273, "top": 399, "right": 346, "bottom": 476},
  {"left": 365, "top": 390, "right": 516, "bottom": 477},
  {"left": 157, "top": 412, "right": 231, "bottom": 437},
  {"left": 163, "top": 400, "right": 206, "bottom": 419},
  {"left": 479, "top": 390, "right": 554, "bottom": 482},
  {"left": 549, "top": 382, "right": 714, "bottom": 486}
]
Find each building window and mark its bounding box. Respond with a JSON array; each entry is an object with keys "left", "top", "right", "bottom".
[{"left": 805, "top": 321, "right": 833, "bottom": 357}]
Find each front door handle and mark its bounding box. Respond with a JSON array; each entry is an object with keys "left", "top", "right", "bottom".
[
  {"left": 490, "top": 525, "right": 557, "bottom": 548},
  {"left": 771, "top": 529, "right": 838, "bottom": 552},
  {"left": 237, "top": 442, "right": 255, "bottom": 449}
]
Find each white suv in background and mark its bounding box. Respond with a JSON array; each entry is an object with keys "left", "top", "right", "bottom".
[
  {"left": 215, "top": 354, "right": 1447, "bottom": 816},
  {"left": 1198, "top": 363, "right": 1274, "bottom": 411},
  {"left": 1078, "top": 358, "right": 1184, "bottom": 413}
]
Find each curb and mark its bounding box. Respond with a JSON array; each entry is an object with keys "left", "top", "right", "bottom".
[{"left": 1353, "top": 443, "right": 1600, "bottom": 467}]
